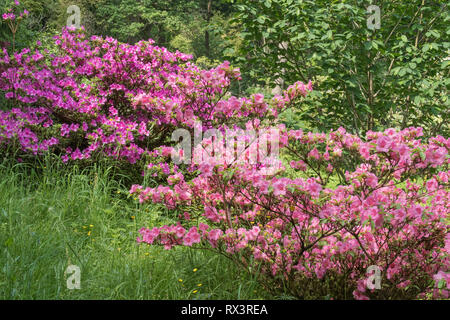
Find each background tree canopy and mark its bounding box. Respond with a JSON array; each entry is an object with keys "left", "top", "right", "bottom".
[
  {"left": 1, "top": 0, "right": 448, "bottom": 135},
  {"left": 228, "top": 0, "right": 449, "bottom": 136}
]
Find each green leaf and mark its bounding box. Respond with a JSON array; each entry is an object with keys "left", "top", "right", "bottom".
[
  {"left": 4, "top": 237, "right": 13, "bottom": 247},
  {"left": 414, "top": 96, "right": 421, "bottom": 105},
  {"left": 222, "top": 169, "right": 235, "bottom": 182},
  {"left": 419, "top": 150, "right": 426, "bottom": 161}
]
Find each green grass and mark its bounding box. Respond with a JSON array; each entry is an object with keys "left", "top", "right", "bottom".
[{"left": 0, "top": 156, "right": 269, "bottom": 300}]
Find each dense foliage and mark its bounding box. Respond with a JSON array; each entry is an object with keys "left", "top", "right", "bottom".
[{"left": 231, "top": 0, "right": 449, "bottom": 135}]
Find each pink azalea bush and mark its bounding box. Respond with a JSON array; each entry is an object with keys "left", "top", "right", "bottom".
[{"left": 132, "top": 126, "right": 449, "bottom": 299}]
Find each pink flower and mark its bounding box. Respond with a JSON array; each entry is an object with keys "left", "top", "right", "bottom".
[
  {"left": 204, "top": 206, "right": 220, "bottom": 222},
  {"left": 138, "top": 121, "right": 149, "bottom": 136},
  {"left": 183, "top": 227, "right": 201, "bottom": 246},
  {"left": 308, "top": 148, "right": 320, "bottom": 160},
  {"left": 372, "top": 211, "right": 384, "bottom": 228},
  {"left": 203, "top": 71, "right": 214, "bottom": 81},
  {"left": 290, "top": 160, "right": 307, "bottom": 171},
  {"left": 307, "top": 180, "right": 322, "bottom": 197},
  {"left": 353, "top": 290, "right": 370, "bottom": 300},
  {"left": 426, "top": 147, "right": 447, "bottom": 165},
  {"left": 357, "top": 279, "right": 366, "bottom": 293},
  {"left": 2, "top": 13, "right": 15, "bottom": 21},
  {"left": 129, "top": 184, "right": 141, "bottom": 194},
  {"left": 272, "top": 180, "right": 286, "bottom": 196},
  {"left": 361, "top": 206, "right": 378, "bottom": 224},
  {"left": 396, "top": 144, "right": 410, "bottom": 159},
  {"left": 332, "top": 147, "right": 342, "bottom": 157},
  {"left": 291, "top": 129, "right": 303, "bottom": 140},
  {"left": 426, "top": 178, "right": 438, "bottom": 192},
  {"left": 247, "top": 226, "right": 260, "bottom": 241},
  {"left": 408, "top": 205, "right": 423, "bottom": 218},
  {"left": 365, "top": 174, "right": 378, "bottom": 188},
  {"left": 199, "top": 223, "right": 209, "bottom": 233},
  {"left": 359, "top": 145, "right": 370, "bottom": 159},
  {"left": 71, "top": 148, "right": 83, "bottom": 160},
  {"left": 175, "top": 226, "right": 186, "bottom": 238},
  {"left": 376, "top": 136, "right": 392, "bottom": 153},
  {"left": 209, "top": 229, "right": 223, "bottom": 241},
  {"left": 253, "top": 93, "right": 264, "bottom": 104},
  {"left": 161, "top": 147, "right": 172, "bottom": 157}
]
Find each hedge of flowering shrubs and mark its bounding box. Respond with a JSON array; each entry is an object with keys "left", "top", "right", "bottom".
[{"left": 1, "top": 3, "right": 448, "bottom": 300}]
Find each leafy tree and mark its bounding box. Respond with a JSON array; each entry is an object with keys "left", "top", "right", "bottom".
[
  {"left": 0, "top": 0, "right": 58, "bottom": 51},
  {"left": 230, "top": 0, "right": 449, "bottom": 135},
  {"left": 90, "top": 0, "right": 235, "bottom": 59}
]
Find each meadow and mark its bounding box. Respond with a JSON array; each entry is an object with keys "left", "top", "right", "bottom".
[{"left": 0, "top": 155, "right": 273, "bottom": 300}]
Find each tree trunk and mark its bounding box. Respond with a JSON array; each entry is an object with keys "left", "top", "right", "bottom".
[{"left": 205, "top": 0, "right": 212, "bottom": 58}]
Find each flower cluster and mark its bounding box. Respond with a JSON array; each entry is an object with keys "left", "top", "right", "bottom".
[
  {"left": 1, "top": 1, "right": 29, "bottom": 22},
  {"left": 0, "top": 107, "right": 58, "bottom": 154}
]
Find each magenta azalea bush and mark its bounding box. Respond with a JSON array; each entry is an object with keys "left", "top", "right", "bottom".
[
  {"left": 1, "top": 4, "right": 448, "bottom": 300},
  {"left": 0, "top": 25, "right": 310, "bottom": 167}
]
